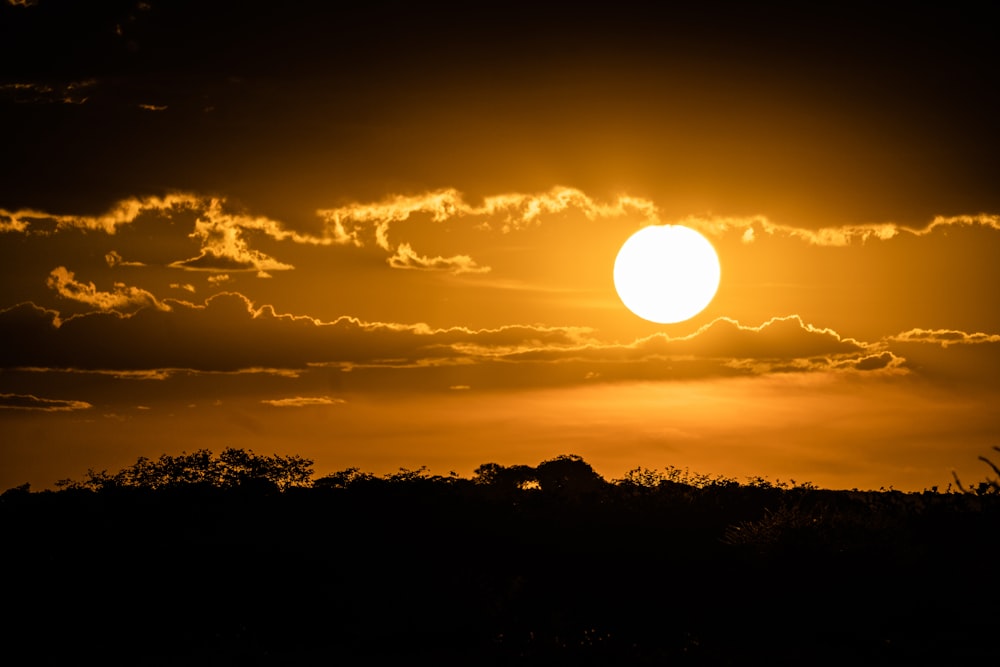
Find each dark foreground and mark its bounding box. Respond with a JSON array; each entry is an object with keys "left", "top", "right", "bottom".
[{"left": 3, "top": 458, "right": 999, "bottom": 665}]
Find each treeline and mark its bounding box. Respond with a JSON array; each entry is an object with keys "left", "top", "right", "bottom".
[
  {"left": 16, "top": 445, "right": 1000, "bottom": 497},
  {"left": 2, "top": 449, "right": 999, "bottom": 665}
]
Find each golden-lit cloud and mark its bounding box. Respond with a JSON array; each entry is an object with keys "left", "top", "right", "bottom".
[
  {"left": 1, "top": 195, "right": 195, "bottom": 235},
  {"left": 0, "top": 393, "right": 91, "bottom": 411},
  {"left": 169, "top": 251, "right": 292, "bottom": 274},
  {"left": 6, "top": 192, "right": 995, "bottom": 299},
  {"left": 887, "top": 328, "right": 1000, "bottom": 347},
  {"left": 11, "top": 187, "right": 645, "bottom": 278},
  {"left": 387, "top": 243, "right": 490, "bottom": 274},
  {"left": 316, "top": 186, "right": 656, "bottom": 250},
  {"left": 316, "top": 186, "right": 660, "bottom": 271},
  {"left": 1, "top": 195, "right": 318, "bottom": 274},
  {"left": 683, "top": 212, "right": 1000, "bottom": 246},
  {"left": 105, "top": 250, "right": 145, "bottom": 267},
  {"left": 261, "top": 396, "right": 346, "bottom": 407},
  {"left": 168, "top": 197, "right": 304, "bottom": 274},
  {"left": 46, "top": 267, "right": 168, "bottom": 314}
]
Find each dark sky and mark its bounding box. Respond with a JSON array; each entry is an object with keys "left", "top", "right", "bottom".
[{"left": 3, "top": 1, "right": 998, "bottom": 222}]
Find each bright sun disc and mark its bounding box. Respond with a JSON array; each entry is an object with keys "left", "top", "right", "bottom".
[{"left": 614, "top": 225, "right": 721, "bottom": 324}]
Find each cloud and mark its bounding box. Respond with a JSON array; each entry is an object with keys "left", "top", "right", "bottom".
[
  {"left": 387, "top": 243, "right": 490, "bottom": 274},
  {"left": 261, "top": 396, "right": 346, "bottom": 407},
  {"left": 47, "top": 267, "right": 168, "bottom": 314},
  {"left": 0, "top": 393, "right": 91, "bottom": 411},
  {"left": 137, "top": 104, "right": 167, "bottom": 111},
  {"left": 681, "top": 212, "right": 1000, "bottom": 246},
  {"left": 848, "top": 352, "right": 900, "bottom": 371},
  {"left": 0, "top": 294, "right": 901, "bottom": 388},
  {"left": 1, "top": 195, "right": 315, "bottom": 274},
  {"left": 887, "top": 328, "right": 1000, "bottom": 347},
  {"left": 168, "top": 197, "right": 310, "bottom": 273},
  {"left": 105, "top": 250, "right": 145, "bottom": 267},
  {"left": 316, "top": 186, "right": 660, "bottom": 271},
  {"left": 468, "top": 315, "right": 891, "bottom": 380},
  {"left": 0, "top": 79, "right": 95, "bottom": 104},
  {"left": 0, "top": 194, "right": 197, "bottom": 235},
  {"left": 207, "top": 274, "right": 232, "bottom": 285},
  {"left": 308, "top": 187, "right": 999, "bottom": 272},
  {"left": 170, "top": 283, "right": 196, "bottom": 293},
  {"left": 10, "top": 189, "right": 991, "bottom": 287},
  {"left": 877, "top": 327, "right": 1000, "bottom": 390},
  {"left": 168, "top": 251, "right": 292, "bottom": 273}
]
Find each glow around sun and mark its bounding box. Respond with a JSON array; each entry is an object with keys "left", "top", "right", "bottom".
[{"left": 613, "top": 225, "right": 721, "bottom": 324}]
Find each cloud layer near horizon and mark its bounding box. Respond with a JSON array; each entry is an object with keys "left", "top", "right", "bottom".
[
  {"left": 4, "top": 190, "right": 999, "bottom": 286},
  {"left": 0, "top": 291, "right": 932, "bottom": 391},
  {"left": 3, "top": 186, "right": 998, "bottom": 403}
]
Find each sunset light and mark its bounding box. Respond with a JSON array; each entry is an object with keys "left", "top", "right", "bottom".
[
  {"left": 2, "top": 1, "right": 998, "bottom": 496},
  {"left": 3, "top": 3, "right": 1000, "bottom": 663}
]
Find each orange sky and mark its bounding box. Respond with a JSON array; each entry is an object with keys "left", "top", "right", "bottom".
[{"left": 2, "top": 1, "right": 999, "bottom": 491}]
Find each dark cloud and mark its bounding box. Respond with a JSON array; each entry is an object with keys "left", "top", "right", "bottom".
[
  {"left": 0, "top": 294, "right": 896, "bottom": 389},
  {"left": 842, "top": 352, "right": 900, "bottom": 372},
  {"left": 493, "top": 316, "right": 866, "bottom": 364},
  {"left": 0, "top": 79, "right": 95, "bottom": 104},
  {"left": 887, "top": 335, "right": 1000, "bottom": 390},
  {"left": 0, "top": 393, "right": 91, "bottom": 411}
]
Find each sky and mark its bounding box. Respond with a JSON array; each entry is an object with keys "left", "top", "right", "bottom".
[{"left": 2, "top": 1, "right": 999, "bottom": 491}]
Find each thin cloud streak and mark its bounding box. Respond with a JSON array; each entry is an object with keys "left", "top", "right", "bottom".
[
  {"left": 887, "top": 328, "right": 1000, "bottom": 347},
  {"left": 261, "top": 396, "right": 346, "bottom": 407},
  {"left": 0, "top": 393, "right": 91, "bottom": 411},
  {"left": 683, "top": 213, "right": 1000, "bottom": 246}
]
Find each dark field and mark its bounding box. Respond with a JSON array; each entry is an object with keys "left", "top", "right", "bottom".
[{"left": 3, "top": 452, "right": 999, "bottom": 665}]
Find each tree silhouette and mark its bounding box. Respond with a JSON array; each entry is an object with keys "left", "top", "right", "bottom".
[
  {"left": 313, "top": 466, "right": 376, "bottom": 490},
  {"left": 55, "top": 448, "right": 313, "bottom": 492},
  {"left": 473, "top": 462, "right": 538, "bottom": 491},
  {"left": 534, "top": 454, "right": 605, "bottom": 497}
]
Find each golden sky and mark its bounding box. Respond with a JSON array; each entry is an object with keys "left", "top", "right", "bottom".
[{"left": 2, "top": 1, "right": 999, "bottom": 491}]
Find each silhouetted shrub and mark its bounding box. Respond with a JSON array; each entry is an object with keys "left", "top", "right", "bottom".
[{"left": 54, "top": 447, "right": 313, "bottom": 492}]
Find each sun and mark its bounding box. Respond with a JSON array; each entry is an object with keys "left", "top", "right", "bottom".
[{"left": 613, "top": 225, "right": 721, "bottom": 324}]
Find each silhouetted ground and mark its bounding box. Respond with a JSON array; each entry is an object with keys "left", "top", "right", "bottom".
[{"left": 2, "top": 453, "right": 999, "bottom": 665}]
